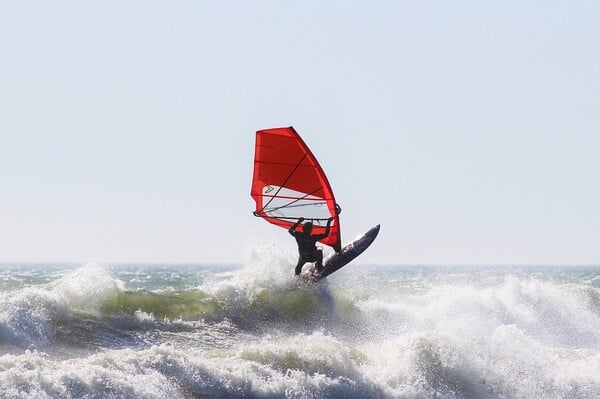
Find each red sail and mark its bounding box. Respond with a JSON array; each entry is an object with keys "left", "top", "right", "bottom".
[{"left": 251, "top": 126, "right": 341, "bottom": 252}]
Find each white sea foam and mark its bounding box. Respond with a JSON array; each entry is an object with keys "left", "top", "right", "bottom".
[
  {"left": 1, "top": 263, "right": 600, "bottom": 398},
  {"left": 350, "top": 275, "right": 600, "bottom": 397},
  {"left": 0, "top": 292, "right": 54, "bottom": 349},
  {"left": 0, "top": 263, "right": 124, "bottom": 349},
  {"left": 48, "top": 263, "right": 124, "bottom": 315}
]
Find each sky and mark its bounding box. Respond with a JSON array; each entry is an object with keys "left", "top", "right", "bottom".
[{"left": 1, "top": 1, "right": 598, "bottom": 265}]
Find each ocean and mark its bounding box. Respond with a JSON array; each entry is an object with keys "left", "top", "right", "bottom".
[{"left": 1, "top": 249, "right": 600, "bottom": 398}]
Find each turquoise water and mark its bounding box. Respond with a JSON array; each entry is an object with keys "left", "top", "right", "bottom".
[{"left": 1, "top": 254, "right": 600, "bottom": 398}]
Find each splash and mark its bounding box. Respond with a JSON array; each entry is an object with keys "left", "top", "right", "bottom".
[
  {"left": 2, "top": 264, "right": 600, "bottom": 398},
  {"left": 49, "top": 263, "right": 125, "bottom": 315}
]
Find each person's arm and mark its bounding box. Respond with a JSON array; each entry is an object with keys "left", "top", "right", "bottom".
[
  {"left": 313, "top": 217, "right": 333, "bottom": 240},
  {"left": 289, "top": 217, "right": 304, "bottom": 236}
]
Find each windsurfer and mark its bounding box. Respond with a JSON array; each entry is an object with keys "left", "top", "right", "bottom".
[{"left": 289, "top": 217, "right": 334, "bottom": 276}]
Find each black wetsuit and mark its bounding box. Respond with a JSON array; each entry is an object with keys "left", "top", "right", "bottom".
[{"left": 289, "top": 219, "right": 332, "bottom": 275}]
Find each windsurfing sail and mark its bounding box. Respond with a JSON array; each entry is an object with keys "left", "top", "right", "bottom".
[{"left": 251, "top": 126, "right": 342, "bottom": 252}]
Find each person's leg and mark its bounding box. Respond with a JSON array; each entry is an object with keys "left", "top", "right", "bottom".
[
  {"left": 314, "top": 249, "right": 324, "bottom": 272},
  {"left": 295, "top": 258, "right": 305, "bottom": 275}
]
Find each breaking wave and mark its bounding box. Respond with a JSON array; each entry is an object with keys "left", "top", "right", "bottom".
[{"left": 1, "top": 257, "right": 600, "bottom": 398}]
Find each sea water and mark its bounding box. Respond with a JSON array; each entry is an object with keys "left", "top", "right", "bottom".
[{"left": 1, "top": 249, "right": 600, "bottom": 398}]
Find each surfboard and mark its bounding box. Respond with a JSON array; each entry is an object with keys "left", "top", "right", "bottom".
[{"left": 303, "top": 224, "right": 380, "bottom": 282}]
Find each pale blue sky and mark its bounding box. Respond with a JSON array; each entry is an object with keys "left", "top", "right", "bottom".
[{"left": 1, "top": 2, "right": 598, "bottom": 264}]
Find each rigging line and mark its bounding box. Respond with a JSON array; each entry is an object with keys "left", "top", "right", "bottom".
[
  {"left": 263, "top": 187, "right": 322, "bottom": 215},
  {"left": 259, "top": 153, "right": 308, "bottom": 213},
  {"left": 270, "top": 216, "right": 331, "bottom": 222},
  {"left": 264, "top": 202, "right": 326, "bottom": 211}
]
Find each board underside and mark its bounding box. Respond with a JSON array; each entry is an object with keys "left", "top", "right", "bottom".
[{"left": 304, "top": 224, "right": 380, "bottom": 282}]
